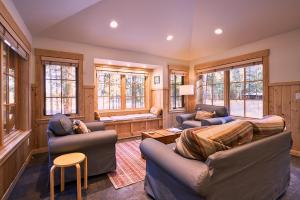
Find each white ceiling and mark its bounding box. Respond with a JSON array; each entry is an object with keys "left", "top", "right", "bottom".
[{"left": 13, "top": 0, "right": 300, "bottom": 61}]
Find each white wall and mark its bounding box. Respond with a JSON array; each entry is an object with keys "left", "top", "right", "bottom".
[
  {"left": 191, "top": 28, "right": 300, "bottom": 83},
  {"left": 33, "top": 37, "right": 188, "bottom": 86}
]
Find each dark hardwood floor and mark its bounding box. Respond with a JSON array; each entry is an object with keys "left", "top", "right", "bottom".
[{"left": 8, "top": 154, "right": 300, "bottom": 200}]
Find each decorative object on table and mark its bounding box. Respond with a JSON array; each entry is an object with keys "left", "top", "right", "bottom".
[
  {"left": 50, "top": 153, "right": 88, "bottom": 200},
  {"left": 107, "top": 140, "right": 145, "bottom": 189},
  {"left": 166, "top": 128, "right": 182, "bottom": 133},
  {"left": 154, "top": 76, "right": 160, "bottom": 84}
]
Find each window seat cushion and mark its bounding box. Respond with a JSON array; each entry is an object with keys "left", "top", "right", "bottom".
[{"left": 99, "top": 113, "right": 158, "bottom": 122}]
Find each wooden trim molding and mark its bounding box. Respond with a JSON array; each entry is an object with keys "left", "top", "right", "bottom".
[
  {"left": 290, "top": 150, "right": 300, "bottom": 157},
  {"left": 269, "top": 81, "right": 300, "bottom": 87},
  {"left": 0, "top": 1, "right": 31, "bottom": 51},
  {"left": 194, "top": 49, "right": 270, "bottom": 70}
]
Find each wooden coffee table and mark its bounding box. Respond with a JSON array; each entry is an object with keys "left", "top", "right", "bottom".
[{"left": 141, "top": 129, "right": 182, "bottom": 144}]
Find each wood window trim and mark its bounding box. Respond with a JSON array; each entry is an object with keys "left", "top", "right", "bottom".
[
  {"left": 194, "top": 49, "right": 269, "bottom": 116},
  {"left": 168, "top": 65, "right": 189, "bottom": 113},
  {"left": 34, "top": 49, "right": 84, "bottom": 120},
  {"left": 94, "top": 65, "right": 152, "bottom": 114}
]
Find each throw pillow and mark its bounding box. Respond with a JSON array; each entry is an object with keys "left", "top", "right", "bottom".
[
  {"left": 73, "top": 120, "right": 91, "bottom": 134},
  {"left": 150, "top": 106, "right": 162, "bottom": 116},
  {"left": 175, "top": 120, "right": 253, "bottom": 161},
  {"left": 247, "top": 115, "right": 285, "bottom": 140},
  {"left": 195, "top": 111, "right": 214, "bottom": 121},
  {"left": 94, "top": 111, "right": 100, "bottom": 120},
  {"left": 48, "top": 113, "right": 73, "bottom": 136}
]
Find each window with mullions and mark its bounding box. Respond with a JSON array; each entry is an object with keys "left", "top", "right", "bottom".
[
  {"left": 44, "top": 63, "right": 78, "bottom": 115},
  {"left": 97, "top": 71, "right": 121, "bottom": 110},
  {"left": 198, "top": 71, "right": 224, "bottom": 106},
  {"left": 2, "top": 43, "right": 17, "bottom": 136},
  {"left": 170, "top": 74, "right": 184, "bottom": 109},
  {"left": 126, "top": 74, "right": 145, "bottom": 109},
  {"left": 230, "top": 63, "right": 263, "bottom": 118}
]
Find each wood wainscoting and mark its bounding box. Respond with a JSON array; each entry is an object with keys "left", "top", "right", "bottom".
[{"left": 269, "top": 81, "right": 300, "bottom": 154}]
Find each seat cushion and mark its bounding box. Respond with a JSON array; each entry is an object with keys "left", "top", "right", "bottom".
[
  {"left": 195, "top": 111, "right": 214, "bottom": 121},
  {"left": 195, "top": 104, "right": 228, "bottom": 117},
  {"left": 182, "top": 120, "right": 202, "bottom": 129},
  {"left": 175, "top": 120, "right": 253, "bottom": 161},
  {"left": 201, "top": 116, "right": 234, "bottom": 126},
  {"left": 48, "top": 113, "right": 73, "bottom": 136}
]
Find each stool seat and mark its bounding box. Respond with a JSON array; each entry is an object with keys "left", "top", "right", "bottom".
[{"left": 54, "top": 153, "right": 85, "bottom": 167}]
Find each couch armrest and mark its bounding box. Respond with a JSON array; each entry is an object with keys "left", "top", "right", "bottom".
[
  {"left": 48, "top": 130, "right": 117, "bottom": 154},
  {"left": 140, "top": 138, "right": 210, "bottom": 195},
  {"left": 85, "top": 121, "right": 105, "bottom": 132},
  {"left": 176, "top": 113, "right": 196, "bottom": 125}
]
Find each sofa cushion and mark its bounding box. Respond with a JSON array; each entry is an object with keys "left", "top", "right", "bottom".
[
  {"left": 94, "top": 111, "right": 100, "bottom": 120},
  {"left": 201, "top": 116, "right": 234, "bottom": 126},
  {"left": 195, "top": 104, "right": 228, "bottom": 117},
  {"left": 247, "top": 115, "right": 285, "bottom": 140},
  {"left": 73, "top": 120, "right": 91, "bottom": 134},
  {"left": 182, "top": 120, "right": 202, "bottom": 129},
  {"left": 48, "top": 113, "right": 73, "bottom": 136},
  {"left": 195, "top": 111, "right": 214, "bottom": 121},
  {"left": 175, "top": 120, "right": 253, "bottom": 161}
]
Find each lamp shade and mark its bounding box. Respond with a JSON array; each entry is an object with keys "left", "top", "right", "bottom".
[{"left": 179, "top": 85, "right": 194, "bottom": 96}]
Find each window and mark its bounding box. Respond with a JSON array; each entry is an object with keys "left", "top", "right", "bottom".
[
  {"left": 96, "top": 71, "right": 121, "bottom": 110},
  {"left": 198, "top": 71, "right": 224, "bottom": 106},
  {"left": 170, "top": 74, "right": 184, "bottom": 109},
  {"left": 2, "top": 43, "right": 17, "bottom": 137},
  {"left": 96, "top": 69, "right": 148, "bottom": 111},
  {"left": 44, "top": 62, "right": 78, "bottom": 115},
  {"left": 230, "top": 63, "right": 263, "bottom": 118},
  {"left": 126, "top": 74, "right": 145, "bottom": 109}
]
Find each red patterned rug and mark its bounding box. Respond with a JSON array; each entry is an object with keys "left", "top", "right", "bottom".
[{"left": 107, "top": 139, "right": 146, "bottom": 189}]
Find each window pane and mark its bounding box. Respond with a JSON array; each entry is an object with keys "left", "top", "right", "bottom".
[
  {"left": 8, "top": 76, "right": 15, "bottom": 104},
  {"left": 62, "top": 98, "right": 76, "bottom": 114},
  {"left": 245, "top": 81, "right": 263, "bottom": 118},
  {"left": 62, "top": 66, "right": 76, "bottom": 80},
  {"left": 46, "top": 98, "right": 61, "bottom": 115},
  {"left": 213, "top": 83, "right": 224, "bottom": 106},
  {"left": 135, "top": 97, "right": 145, "bottom": 108},
  {"left": 46, "top": 65, "right": 61, "bottom": 79},
  {"left": 230, "top": 68, "right": 244, "bottom": 82},
  {"left": 3, "top": 106, "right": 7, "bottom": 135},
  {"left": 246, "top": 64, "right": 263, "bottom": 81},
  {"left": 62, "top": 81, "right": 76, "bottom": 97},
  {"left": 213, "top": 71, "right": 224, "bottom": 83},
  {"left": 3, "top": 75, "right": 7, "bottom": 104},
  {"left": 176, "top": 97, "right": 183, "bottom": 108},
  {"left": 46, "top": 80, "right": 61, "bottom": 97},
  {"left": 126, "top": 97, "right": 133, "bottom": 109},
  {"left": 230, "top": 82, "right": 244, "bottom": 116}
]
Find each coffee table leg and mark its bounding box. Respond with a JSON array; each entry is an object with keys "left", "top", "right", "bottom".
[
  {"left": 76, "top": 164, "right": 82, "bottom": 200},
  {"left": 84, "top": 157, "right": 88, "bottom": 190},
  {"left": 50, "top": 165, "right": 56, "bottom": 200},
  {"left": 60, "top": 167, "right": 65, "bottom": 192}
]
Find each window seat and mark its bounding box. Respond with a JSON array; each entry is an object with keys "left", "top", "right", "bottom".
[{"left": 98, "top": 113, "right": 162, "bottom": 139}]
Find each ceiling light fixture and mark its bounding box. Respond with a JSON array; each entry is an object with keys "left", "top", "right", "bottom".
[
  {"left": 108, "top": 61, "right": 112, "bottom": 65},
  {"left": 110, "top": 20, "right": 118, "bottom": 28},
  {"left": 166, "top": 35, "right": 173, "bottom": 41},
  {"left": 214, "top": 28, "right": 223, "bottom": 35}
]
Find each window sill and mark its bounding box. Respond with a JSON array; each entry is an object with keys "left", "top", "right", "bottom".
[
  {"left": 0, "top": 130, "right": 31, "bottom": 165},
  {"left": 169, "top": 108, "right": 186, "bottom": 113},
  {"left": 99, "top": 108, "right": 150, "bottom": 116}
]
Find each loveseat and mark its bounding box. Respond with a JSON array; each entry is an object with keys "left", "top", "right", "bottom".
[
  {"left": 46, "top": 114, "right": 117, "bottom": 184},
  {"left": 140, "top": 131, "right": 292, "bottom": 200},
  {"left": 176, "top": 104, "right": 234, "bottom": 129}
]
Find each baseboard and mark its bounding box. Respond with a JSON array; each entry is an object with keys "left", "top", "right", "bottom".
[
  {"left": 290, "top": 149, "right": 300, "bottom": 157},
  {"left": 31, "top": 147, "right": 48, "bottom": 155},
  {"left": 1, "top": 151, "right": 32, "bottom": 200}
]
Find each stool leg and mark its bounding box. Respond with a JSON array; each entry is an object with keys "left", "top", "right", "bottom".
[
  {"left": 76, "top": 164, "right": 82, "bottom": 200},
  {"left": 60, "top": 167, "right": 65, "bottom": 192},
  {"left": 84, "top": 157, "right": 88, "bottom": 190},
  {"left": 50, "top": 165, "right": 56, "bottom": 200}
]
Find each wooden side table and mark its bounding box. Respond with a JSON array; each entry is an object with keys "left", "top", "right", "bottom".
[{"left": 50, "top": 152, "right": 88, "bottom": 200}]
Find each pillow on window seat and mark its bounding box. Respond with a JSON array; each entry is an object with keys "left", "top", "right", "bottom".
[
  {"left": 150, "top": 106, "right": 162, "bottom": 116},
  {"left": 175, "top": 120, "right": 253, "bottom": 161},
  {"left": 195, "top": 110, "right": 215, "bottom": 121}
]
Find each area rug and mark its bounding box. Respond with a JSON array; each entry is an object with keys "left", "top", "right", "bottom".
[{"left": 107, "top": 139, "right": 146, "bottom": 189}]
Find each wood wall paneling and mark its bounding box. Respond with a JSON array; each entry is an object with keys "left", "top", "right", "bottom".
[
  {"left": 269, "top": 83, "right": 300, "bottom": 151},
  {"left": 83, "top": 86, "right": 95, "bottom": 122}
]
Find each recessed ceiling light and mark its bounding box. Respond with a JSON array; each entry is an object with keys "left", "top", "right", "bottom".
[
  {"left": 110, "top": 20, "right": 118, "bottom": 28},
  {"left": 166, "top": 35, "right": 173, "bottom": 41},
  {"left": 108, "top": 61, "right": 112, "bottom": 65},
  {"left": 214, "top": 28, "right": 223, "bottom": 35},
  {"left": 127, "top": 63, "right": 131, "bottom": 67}
]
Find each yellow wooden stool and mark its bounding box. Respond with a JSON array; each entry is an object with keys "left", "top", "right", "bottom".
[{"left": 50, "top": 152, "right": 88, "bottom": 200}]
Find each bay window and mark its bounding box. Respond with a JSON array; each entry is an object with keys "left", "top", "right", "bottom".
[{"left": 170, "top": 74, "right": 184, "bottom": 109}]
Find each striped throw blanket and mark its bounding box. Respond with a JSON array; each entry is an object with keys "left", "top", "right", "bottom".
[
  {"left": 247, "top": 115, "right": 285, "bottom": 140},
  {"left": 175, "top": 120, "right": 253, "bottom": 161}
]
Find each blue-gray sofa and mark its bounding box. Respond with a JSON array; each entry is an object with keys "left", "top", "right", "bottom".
[
  {"left": 176, "top": 104, "right": 234, "bottom": 129},
  {"left": 140, "top": 131, "right": 292, "bottom": 200}
]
